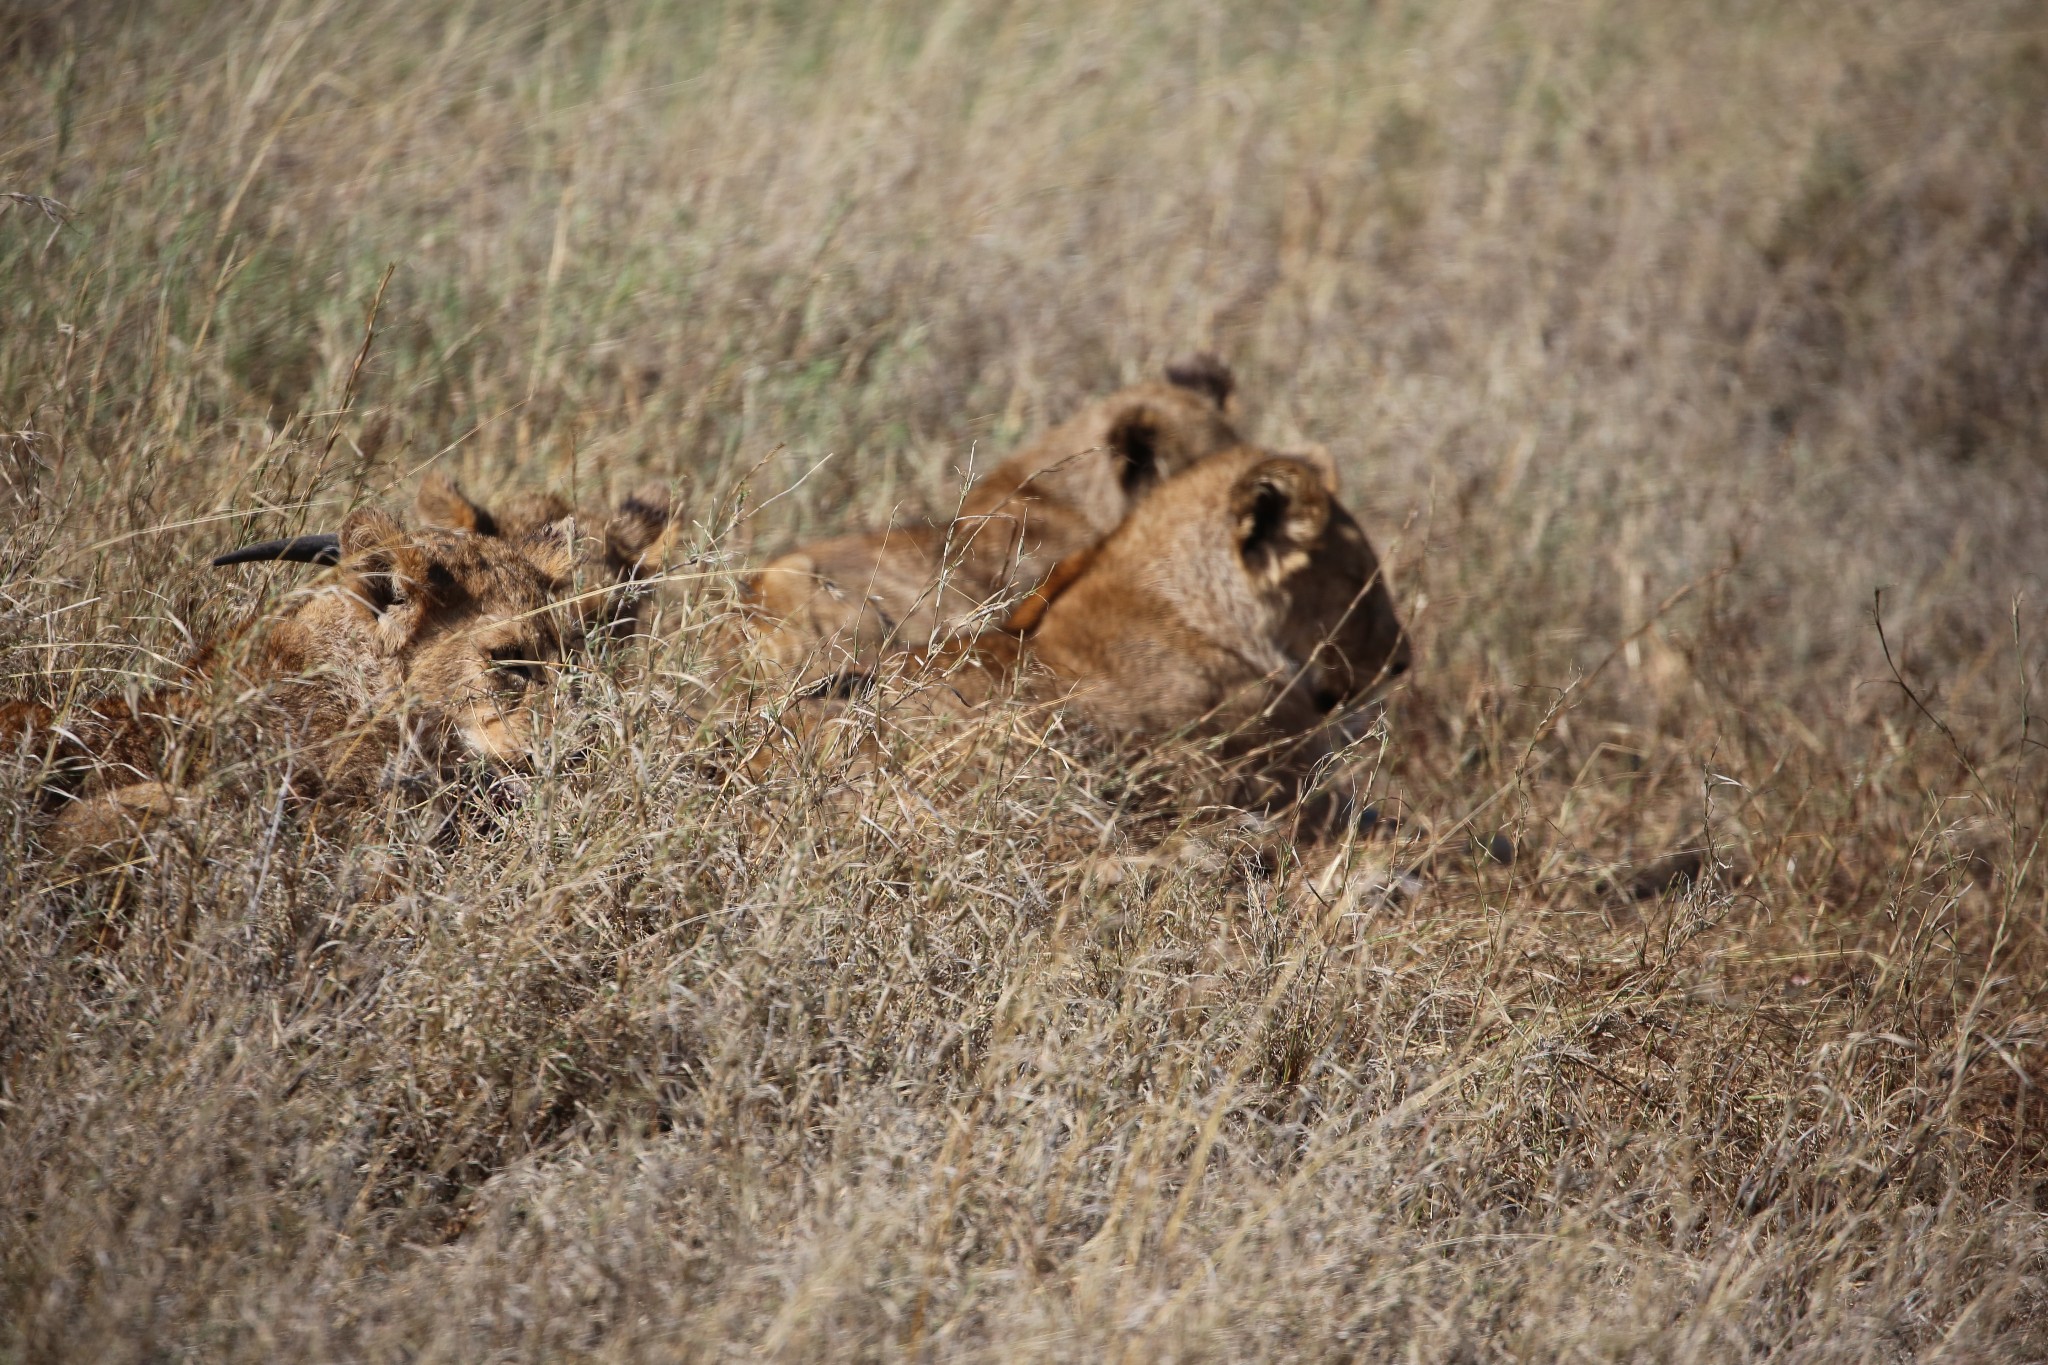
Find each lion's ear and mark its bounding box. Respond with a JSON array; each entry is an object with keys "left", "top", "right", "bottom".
[
  {"left": 336, "top": 512, "right": 433, "bottom": 647},
  {"left": 1163, "top": 352, "right": 1235, "bottom": 410},
  {"left": 1105, "top": 404, "right": 1166, "bottom": 495},
  {"left": 339, "top": 507, "right": 405, "bottom": 557},
  {"left": 519, "top": 515, "right": 580, "bottom": 587},
  {"left": 1232, "top": 458, "right": 1331, "bottom": 581},
  {"left": 414, "top": 472, "right": 497, "bottom": 534},
  {"left": 604, "top": 482, "right": 678, "bottom": 576}
]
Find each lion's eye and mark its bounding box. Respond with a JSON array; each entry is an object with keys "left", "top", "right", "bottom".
[{"left": 487, "top": 649, "right": 546, "bottom": 693}]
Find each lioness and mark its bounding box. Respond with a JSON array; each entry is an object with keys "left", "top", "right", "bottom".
[
  {"left": 746, "top": 354, "right": 1243, "bottom": 674},
  {"left": 3, "top": 503, "right": 578, "bottom": 853}
]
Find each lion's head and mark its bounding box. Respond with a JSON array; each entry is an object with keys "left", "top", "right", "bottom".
[
  {"left": 218, "top": 502, "right": 580, "bottom": 768},
  {"left": 949, "top": 353, "right": 1244, "bottom": 600},
  {"left": 1017, "top": 442, "right": 1410, "bottom": 811},
  {"left": 409, "top": 472, "right": 682, "bottom": 637}
]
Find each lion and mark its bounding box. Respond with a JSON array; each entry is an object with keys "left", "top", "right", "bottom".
[
  {"left": 750, "top": 441, "right": 1411, "bottom": 836},
  {"left": 745, "top": 354, "right": 1243, "bottom": 675},
  {"left": 2, "top": 501, "right": 579, "bottom": 854}
]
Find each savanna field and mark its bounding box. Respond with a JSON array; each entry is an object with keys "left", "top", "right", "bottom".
[{"left": 4, "top": 0, "right": 2048, "bottom": 1358}]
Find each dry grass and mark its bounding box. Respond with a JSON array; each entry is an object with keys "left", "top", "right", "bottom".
[{"left": 4, "top": 0, "right": 2048, "bottom": 1358}]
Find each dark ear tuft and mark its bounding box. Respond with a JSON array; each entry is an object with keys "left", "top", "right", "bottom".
[
  {"left": 802, "top": 670, "right": 875, "bottom": 701},
  {"left": 605, "top": 482, "right": 677, "bottom": 574},
  {"left": 1231, "top": 458, "right": 1330, "bottom": 574},
  {"left": 415, "top": 472, "right": 497, "bottom": 535},
  {"left": 1105, "top": 406, "right": 1164, "bottom": 495},
  {"left": 1240, "top": 481, "right": 1290, "bottom": 563},
  {"left": 340, "top": 545, "right": 403, "bottom": 616},
  {"left": 1164, "top": 352, "right": 1235, "bottom": 410}
]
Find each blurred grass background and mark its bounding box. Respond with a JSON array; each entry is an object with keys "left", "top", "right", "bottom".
[{"left": 4, "top": 0, "right": 2047, "bottom": 1358}]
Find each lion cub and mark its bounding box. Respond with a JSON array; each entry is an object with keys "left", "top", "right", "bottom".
[
  {"left": 3, "top": 503, "right": 579, "bottom": 854},
  {"left": 746, "top": 355, "right": 1242, "bottom": 675}
]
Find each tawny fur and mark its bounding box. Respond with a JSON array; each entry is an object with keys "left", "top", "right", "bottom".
[
  {"left": 745, "top": 355, "right": 1243, "bottom": 673},
  {"left": 905, "top": 446, "right": 1417, "bottom": 834},
  {"left": 2, "top": 505, "right": 577, "bottom": 855},
  {"left": 1018, "top": 443, "right": 1410, "bottom": 817},
  {"left": 413, "top": 472, "right": 683, "bottom": 637},
  {"left": 758, "top": 443, "right": 1410, "bottom": 831}
]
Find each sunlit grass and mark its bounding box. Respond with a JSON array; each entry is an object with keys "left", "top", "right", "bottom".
[{"left": 2, "top": 0, "right": 2046, "bottom": 1358}]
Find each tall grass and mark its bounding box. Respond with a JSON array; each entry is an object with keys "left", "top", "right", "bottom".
[{"left": 3, "top": 0, "right": 2046, "bottom": 1357}]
